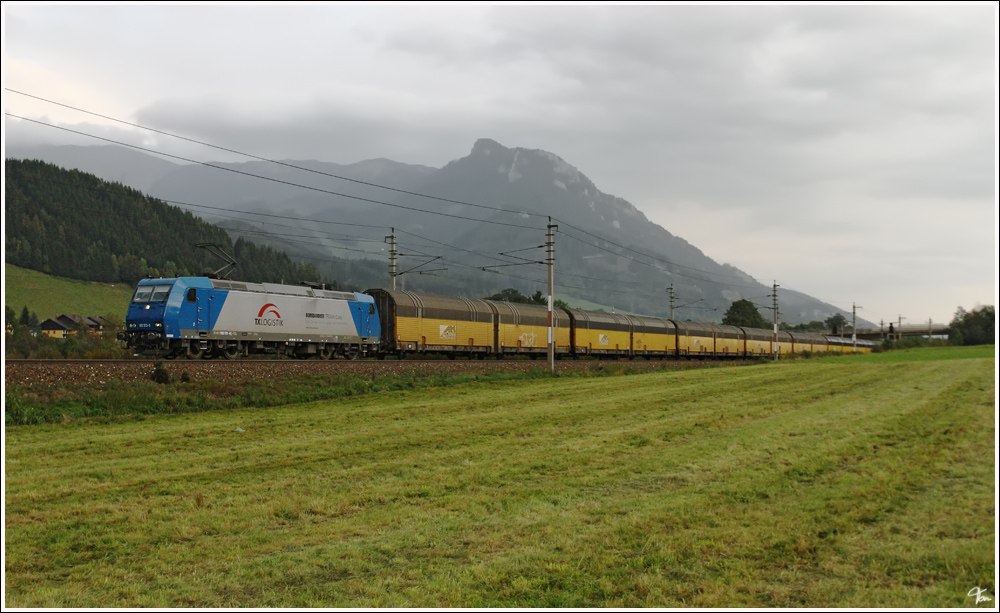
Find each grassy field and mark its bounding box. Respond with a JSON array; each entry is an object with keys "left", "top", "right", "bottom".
[
  {"left": 813, "top": 344, "right": 995, "bottom": 363},
  {"left": 4, "top": 263, "right": 134, "bottom": 321},
  {"left": 4, "top": 349, "right": 995, "bottom": 607}
]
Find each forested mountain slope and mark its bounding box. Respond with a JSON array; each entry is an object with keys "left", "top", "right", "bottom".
[{"left": 4, "top": 159, "right": 328, "bottom": 287}]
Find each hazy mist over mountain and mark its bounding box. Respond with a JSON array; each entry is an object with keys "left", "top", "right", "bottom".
[{"left": 6, "top": 140, "right": 873, "bottom": 326}]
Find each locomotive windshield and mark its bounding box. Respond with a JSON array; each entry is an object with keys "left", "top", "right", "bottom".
[{"left": 132, "top": 284, "right": 173, "bottom": 303}]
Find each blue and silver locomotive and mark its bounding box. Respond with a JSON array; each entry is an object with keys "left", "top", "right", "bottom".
[{"left": 120, "top": 277, "right": 380, "bottom": 359}]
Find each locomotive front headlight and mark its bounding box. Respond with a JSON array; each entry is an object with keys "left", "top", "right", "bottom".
[{"left": 155, "top": 322, "right": 162, "bottom": 328}]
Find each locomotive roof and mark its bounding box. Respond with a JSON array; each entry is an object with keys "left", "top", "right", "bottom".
[{"left": 208, "top": 278, "right": 362, "bottom": 301}]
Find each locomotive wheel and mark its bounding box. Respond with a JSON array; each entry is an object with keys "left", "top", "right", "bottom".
[
  {"left": 186, "top": 345, "right": 204, "bottom": 360},
  {"left": 319, "top": 346, "right": 335, "bottom": 360},
  {"left": 343, "top": 346, "right": 361, "bottom": 360},
  {"left": 223, "top": 344, "right": 242, "bottom": 360}
]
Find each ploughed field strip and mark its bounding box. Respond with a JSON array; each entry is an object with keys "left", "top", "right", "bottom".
[
  {"left": 4, "top": 354, "right": 993, "bottom": 607},
  {"left": 3, "top": 358, "right": 726, "bottom": 387}
]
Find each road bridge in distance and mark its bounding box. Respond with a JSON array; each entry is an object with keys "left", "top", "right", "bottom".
[{"left": 853, "top": 322, "right": 951, "bottom": 341}]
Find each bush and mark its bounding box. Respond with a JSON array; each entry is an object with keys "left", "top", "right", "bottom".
[
  {"left": 949, "top": 306, "right": 995, "bottom": 346},
  {"left": 5, "top": 386, "right": 44, "bottom": 426},
  {"left": 151, "top": 361, "right": 171, "bottom": 384}
]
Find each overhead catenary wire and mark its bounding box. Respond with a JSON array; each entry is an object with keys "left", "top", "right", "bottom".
[
  {"left": 8, "top": 167, "right": 772, "bottom": 300},
  {"left": 11, "top": 170, "right": 656, "bottom": 293},
  {"left": 6, "top": 113, "right": 540, "bottom": 230},
  {"left": 6, "top": 88, "right": 548, "bottom": 220},
  {"left": 7, "top": 91, "right": 769, "bottom": 286},
  {"left": 8, "top": 94, "right": 837, "bottom": 313}
]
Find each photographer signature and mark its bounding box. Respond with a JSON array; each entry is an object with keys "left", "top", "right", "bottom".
[{"left": 968, "top": 587, "right": 992, "bottom": 604}]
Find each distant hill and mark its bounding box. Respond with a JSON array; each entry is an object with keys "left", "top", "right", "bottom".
[
  {"left": 4, "top": 263, "right": 134, "bottom": 321},
  {"left": 6, "top": 142, "right": 871, "bottom": 326},
  {"left": 5, "top": 144, "right": 182, "bottom": 194}
]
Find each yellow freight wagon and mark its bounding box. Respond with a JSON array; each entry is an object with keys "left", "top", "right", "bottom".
[
  {"left": 825, "top": 336, "right": 851, "bottom": 353},
  {"left": 713, "top": 324, "right": 745, "bottom": 357},
  {"left": 366, "top": 289, "right": 494, "bottom": 357},
  {"left": 774, "top": 331, "right": 795, "bottom": 357},
  {"left": 628, "top": 315, "right": 677, "bottom": 357},
  {"left": 567, "top": 309, "right": 631, "bottom": 357},
  {"left": 674, "top": 321, "right": 716, "bottom": 357},
  {"left": 856, "top": 339, "right": 876, "bottom": 354},
  {"left": 789, "top": 332, "right": 827, "bottom": 354},
  {"left": 742, "top": 327, "right": 773, "bottom": 357},
  {"left": 487, "top": 301, "right": 571, "bottom": 357},
  {"left": 826, "top": 336, "right": 875, "bottom": 354}
]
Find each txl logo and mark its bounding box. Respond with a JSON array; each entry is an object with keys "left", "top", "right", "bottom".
[
  {"left": 258, "top": 303, "right": 281, "bottom": 318},
  {"left": 255, "top": 303, "right": 283, "bottom": 327}
]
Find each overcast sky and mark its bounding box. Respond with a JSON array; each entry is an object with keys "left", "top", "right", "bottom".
[{"left": 3, "top": 3, "right": 997, "bottom": 326}]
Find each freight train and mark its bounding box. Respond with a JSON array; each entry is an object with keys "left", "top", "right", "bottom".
[{"left": 120, "top": 277, "right": 875, "bottom": 359}]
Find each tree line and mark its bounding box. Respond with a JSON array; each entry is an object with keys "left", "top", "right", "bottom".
[
  {"left": 5, "top": 159, "right": 327, "bottom": 287},
  {"left": 721, "top": 299, "right": 994, "bottom": 346}
]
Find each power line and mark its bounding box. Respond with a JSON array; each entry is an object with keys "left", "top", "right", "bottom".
[
  {"left": 6, "top": 113, "right": 540, "bottom": 230},
  {"left": 556, "top": 219, "right": 755, "bottom": 283},
  {"left": 6, "top": 94, "right": 805, "bottom": 305},
  {"left": 7, "top": 90, "right": 771, "bottom": 287},
  {"left": 557, "top": 230, "right": 764, "bottom": 290},
  {"left": 8, "top": 167, "right": 776, "bottom": 301},
  {"left": 6, "top": 88, "right": 549, "bottom": 220}
]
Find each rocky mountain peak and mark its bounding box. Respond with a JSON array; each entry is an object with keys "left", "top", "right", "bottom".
[{"left": 471, "top": 138, "right": 508, "bottom": 156}]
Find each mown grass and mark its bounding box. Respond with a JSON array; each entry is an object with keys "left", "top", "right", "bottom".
[
  {"left": 812, "top": 345, "right": 994, "bottom": 363},
  {"left": 4, "top": 353, "right": 995, "bottom": 607},
  {"left": 4, "top": 263, "right": 134, "bottom": 321}
]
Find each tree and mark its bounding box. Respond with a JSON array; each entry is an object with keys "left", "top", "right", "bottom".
[
  {"left": 486, "top": 288, "right": 567, "bottom": 308},
  {"left": 5, "top": 306, "right": 18, "bottom": 333},
  {"left": 721, "top": 299, "right": 770, "bottom": 329},
  {"left": 825, "top": 313, "right": 848, "bottom": 335},
  {"left": 487, "top": 288, "right": 535, "bottom": 304},
  {"left": 949, "top": 305, "right": 995, "bottom": 346}
]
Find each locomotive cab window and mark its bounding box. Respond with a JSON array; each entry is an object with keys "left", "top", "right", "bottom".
[
  {"left": 368, "top": 304, "right": 375, "bottom": 315},
  {"left": 187, "top": 288, "right": 197, "bottom": 303},
  {"left": 133, "top": 284, "right": 173, "bottom": 303},
  {"left": 149, "top": 284, "right": 173, "bottom": 302},
  {"left": 132, "top": 286, "right": 154, "bottom": 303}
]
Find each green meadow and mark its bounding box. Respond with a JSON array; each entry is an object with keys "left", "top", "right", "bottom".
[
  {"left": 4, "top": 349, "right": 995, "bottom": 607},
  {"left": 4, "top": 263, "right": 134, "bottom": 321}
]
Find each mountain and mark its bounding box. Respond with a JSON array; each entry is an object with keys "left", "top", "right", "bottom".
[{"left": 5, "top": 141, "right": 871, "bottom": 326}]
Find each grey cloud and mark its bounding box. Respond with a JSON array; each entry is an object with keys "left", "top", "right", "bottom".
[{"left": 5, "top": 4, "right": 993, "bottom": 323}]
